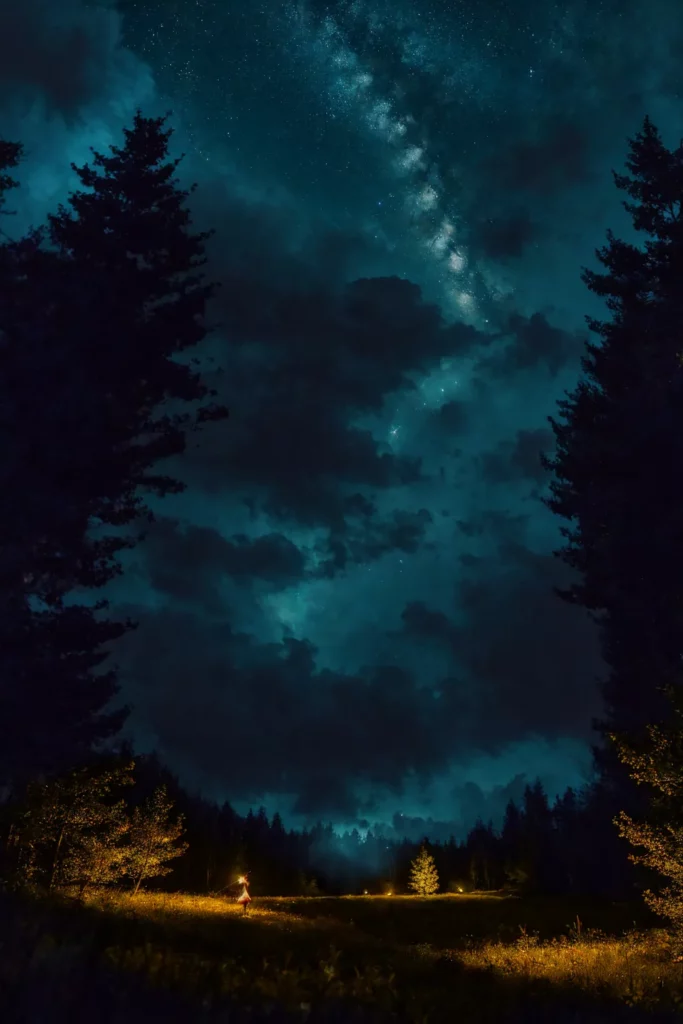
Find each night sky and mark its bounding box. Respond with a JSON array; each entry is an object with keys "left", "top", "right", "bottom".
[{"left": 2, "top": 0, "right": 683, "bottom": 836}]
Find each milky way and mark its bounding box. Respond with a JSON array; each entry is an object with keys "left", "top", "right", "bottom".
[{"left": 2, "top": 0, "right": 683, "bottom": 832}]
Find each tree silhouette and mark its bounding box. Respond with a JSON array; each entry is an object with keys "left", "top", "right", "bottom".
[
  {"left": 408, "top": 844, "right": 439, "bottom": 895},
  {"left": 0, "top": 112, "right": 227, "bottom": 789},
  {"left": 544, "top": 117, "right": 683, "bottom": 787}
]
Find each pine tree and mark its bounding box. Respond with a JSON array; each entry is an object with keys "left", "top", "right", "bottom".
[
  {"left": 0, "top": 112, "right": 227, "bottom": 789},
  {"left": 45, "top": 111, "right": 227, "bottom": 541},
  {"left": 466, "top": 821, "right": 500, "bottom": 890},
  {"left": 544, "top": 117, "right": 683, "bottom": 782},
  {"left": 0, "top": 143, "right": 127, "bottom": 790},
  {"left": 127, "top": 785, "right": 187, "bottom": 894},
  {"left": 408, "top": 844, "right": 439, "bottom": 896},
  {"left": 501, "top": 799, "right": 526, "bottom": 889}
]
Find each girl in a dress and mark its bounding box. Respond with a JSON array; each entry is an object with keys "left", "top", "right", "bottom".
[{"left": 237, "top": 874, "right": 252, "bottom": 914}]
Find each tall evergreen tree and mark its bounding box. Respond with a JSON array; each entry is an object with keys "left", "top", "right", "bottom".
[
  {"left": 0, "top": 113, "right": 227, "bottom": 790},
  {"left": 544, "top": 117, "right": 683, "bottom": 780},
  {"left": 0, "top": 143, "right": 126, "bottom": 791}
]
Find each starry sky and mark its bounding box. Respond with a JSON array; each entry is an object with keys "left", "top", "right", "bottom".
[{"left": 2, "top": 0, "right": 683, "bottom": 836}]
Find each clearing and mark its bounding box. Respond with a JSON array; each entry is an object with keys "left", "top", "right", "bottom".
[{"left": 5, "top": 889, "right": 683, "bottom": 1022}]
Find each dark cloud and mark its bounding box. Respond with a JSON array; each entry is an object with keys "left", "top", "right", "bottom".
[
  {"left": 485, "top": 120, "right": 596, "bottom": 197},
  {"left": 0, "top": 0, "right": 140, "bottom": 118},
  {"left": 117, "top": 611, "right": 471, "bottom": 818},
  {"left": 188, "top": 276, "right": 483, "bottom": 545},
  {"left": 473, "top": 211, "right": 540, "bottom": 261},
  {"left": 479, "top": 428, "right": 554, "bottom": 486},
  {"left": 381, "top": 774, "right": 530, "bottom": 839},
  {"left": 455, "top": 510, "right": 530, "bottom": 542},
  {"left": 451, "top": 775, "right": 529, "bottom": 832},
  {"left": 400, "top": 602, "right": 454, "bottom": 650},
  {"left": 142, "top": 518, "right": 308, "bottom": 611},
  {"left": 192, "top": 183, "right": 385, "bottom": 295},
  {"left": 399, "top": 547, "right": 602, "bottom": 751},
  {"left": 433, "top": 399, "right": 470, "bottom": 435},
  {"left": 317, "top": 508, "right": 433, "bottom": 576},
  {"left": 451, "top": 559, "right": 601, "bottom": 745},
  {"left": 482, "top": 313, "right": 584, "bottom": 378}
]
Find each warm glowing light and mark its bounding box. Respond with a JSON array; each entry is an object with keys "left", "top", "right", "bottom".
[
  {"left": 458, "top": 886, "right": 463, "bottom": 893},
  {"left": 363, "top": 889, "right": 368, "bottom": 895},
  {"left": 238, "top": 875, "right": 246, "bottom": 884}
]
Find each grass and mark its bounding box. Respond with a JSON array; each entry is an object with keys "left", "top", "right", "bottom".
[{"left": 4, "top": 888, "right": 683, "bottom": 1022}]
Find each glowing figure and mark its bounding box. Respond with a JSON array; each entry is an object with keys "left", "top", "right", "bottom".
[{"left": 237, "top": 873, "right": 252, "bottom": 913}]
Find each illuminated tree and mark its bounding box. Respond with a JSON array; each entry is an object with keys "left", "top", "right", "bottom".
[
  {"left": 613, "top": 697, "right": 683, "bottom": 955},
  {"left": 127, "top": 785, "right": 187, "bottom": 894},
  {"left": 409, "top": 844, "right": 439, "bottom": 896},
  {"left": 544, "top": 117, "right": 683, "bottom": 792},
  {"left": 15, "top": 762, "right": 134, "bottom": 891}
]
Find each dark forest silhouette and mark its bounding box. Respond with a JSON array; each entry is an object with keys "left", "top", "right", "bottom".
[
  {"left": 0, "top": 113, "right": 227, "bottom": 793},
  {"left": 2, "top": 111, "right": 683, "bottom": 1024}
]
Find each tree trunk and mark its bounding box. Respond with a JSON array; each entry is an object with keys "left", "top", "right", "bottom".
[
  {"left": 49, "top": 826, "right": 65, "bottom": 890},
  {"left": 133, "top": 843, "right": 152, "bottom": 895}
]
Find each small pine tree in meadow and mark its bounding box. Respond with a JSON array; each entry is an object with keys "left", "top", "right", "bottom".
[
  {"left": 409, "top": 845, "right": 439, "bottom": 896},
  {"left": 127, "top": 785, "right": 188, "bottom": 894}
]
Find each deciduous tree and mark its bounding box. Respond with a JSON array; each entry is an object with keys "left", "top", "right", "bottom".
[
  {"left": 127, "top": 785, "right": 187, "bottom": 894},
  {"left": 613, "top": 696, "right": 683, "bottom": 955},
  {"left": 15, "top": 761, "right": 134, "bottom": 891}
]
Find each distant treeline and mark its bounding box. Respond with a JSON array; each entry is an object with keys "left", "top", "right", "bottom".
[
  {"left": 151, "top": 760, "right": 644, "bottom": 898},
  {"left": 24, "top": 750, "right": 634, "bottom": 900}
]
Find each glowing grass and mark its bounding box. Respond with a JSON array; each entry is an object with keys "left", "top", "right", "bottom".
[
  {"left": 451, "top": 929, "right": 683, "bottom": 1008},
  {"left": 86, "top": 889, "right": 349, "bottom": 928},
  {"left": 62, "top": 890, "right": 683, "bottom": 1016}
]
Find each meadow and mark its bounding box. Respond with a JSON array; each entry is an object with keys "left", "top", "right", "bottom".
[{"left": 3, "top": 888, "right": 683, "bottom": 1022}]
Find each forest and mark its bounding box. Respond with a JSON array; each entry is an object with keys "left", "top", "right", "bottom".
[{"left": 2, "top": 113, "right": 683, "bottom": 1021}]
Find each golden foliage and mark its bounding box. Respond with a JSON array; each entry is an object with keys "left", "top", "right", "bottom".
[
  {"left": 612, "top": 700, "right": 683, "bottom": 952},
  {"left": 456, "top": 926, "right": 682, "bottom": 1008},
  {"left": 11, "top": 765, "right": 187, "bottom": 894},
  {"left": 127, "top": 786, "right": 187, "bottom": 894},
  {"left": 408, "top": 845, "right": 439, "bottom": 896}
]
